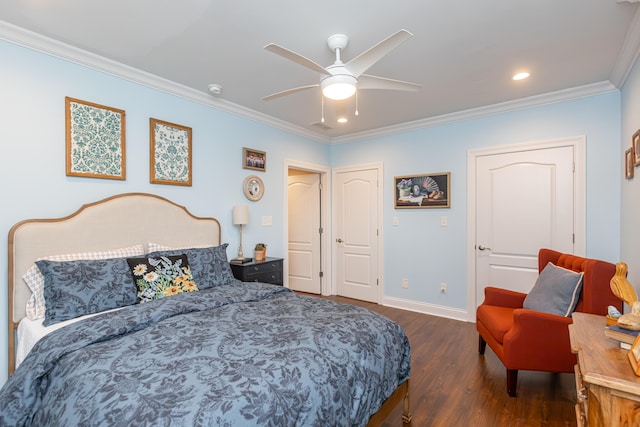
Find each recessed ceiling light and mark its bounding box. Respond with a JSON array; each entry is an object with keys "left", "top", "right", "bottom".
[
  {"left": 337, "top": 117, "right": 348, "bottom": 124},
  {"left": 512, "top": 72, "right": 530, "bottom": 81}
]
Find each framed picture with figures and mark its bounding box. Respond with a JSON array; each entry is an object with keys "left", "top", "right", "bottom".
[{"left": 243, "top": 147, "right": 266, "bottom": 172}]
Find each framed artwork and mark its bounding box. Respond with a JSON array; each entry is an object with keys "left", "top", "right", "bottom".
[
  {"left": 626, "top": 148, "right": 634, "bottom": 179},
  {"left": 150, "top": 118, "right": 192, "bottom": 186},
  {"left": 65, "top": 97, "right": 126, "bottom": 180},
  {"left": 394, "top": 172, "right": 450, "bottom": 209},
  {"left": 633, "top": 129, "right": 640, "bottom": 167},
  {"left": 243, "top": 147, "right": 266, "bottom": 172},
  {"left": 628, "top": 333, "right": 640, "bottom": 376}
]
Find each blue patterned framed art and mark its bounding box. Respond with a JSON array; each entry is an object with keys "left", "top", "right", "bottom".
[
  {"left": 65, "top": 97, "right": 126, "bottom": 180},
  {"left": 150, "top": 118, "right": 192, "bottom": 186}
]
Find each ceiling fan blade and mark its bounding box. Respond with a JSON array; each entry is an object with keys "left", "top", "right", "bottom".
[
  {"left": 358, "top": 74, "right": 421, "bottom": 91},
  {"left": 346, "top": 29, "right": 413, "bottom": 77},
  {"left": 262, "top": 84, "right": 319, "bottom": 101},
  {"left": 264, "top": 43, "right": 328, "bottom": 75}
]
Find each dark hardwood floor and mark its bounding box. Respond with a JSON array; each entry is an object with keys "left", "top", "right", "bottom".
[{"left": 311, "top": 295, "right": 577, "bottom": 427}]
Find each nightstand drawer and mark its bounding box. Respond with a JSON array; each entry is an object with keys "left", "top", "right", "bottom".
[
  {"left": 246, "top": 269, "right": 282, "bottom": 284},
  {"left": 230, "top": 257, "right": 283, "bottom": 286}
]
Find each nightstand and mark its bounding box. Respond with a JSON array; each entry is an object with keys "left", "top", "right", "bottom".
[{"left": 230, "top": 257, "right": 283, "bottom": 285}]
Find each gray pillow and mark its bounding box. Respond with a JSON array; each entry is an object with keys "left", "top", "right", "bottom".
[
  {"left": 37, "top": 257, "right": 138, "bottom": 326},
  {"left": 147, "top": 244, "right": 235, "bottom": 289},
  {"left": 523, "top": 262, "right": 584, "bottom": 317}
]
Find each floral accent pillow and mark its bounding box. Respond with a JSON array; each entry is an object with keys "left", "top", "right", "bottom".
[{"left": 127, "top": 255, "right": 198, "bottom": 303}]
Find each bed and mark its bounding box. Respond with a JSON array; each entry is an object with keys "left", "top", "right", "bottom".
[{"left": 2, "top": 193, "right": 411, "bottom": 426}]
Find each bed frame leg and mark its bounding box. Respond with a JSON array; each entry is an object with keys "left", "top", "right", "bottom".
[{"left": 402, "top": 379, "right": 412, "bottom": 424}]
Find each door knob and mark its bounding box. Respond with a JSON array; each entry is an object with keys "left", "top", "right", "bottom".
[
  {"left": 478, "top": 245, "right": 492, "bottom": 251},
  {"left": 336, "top": 238, "right": 344, "bottom": 243}
]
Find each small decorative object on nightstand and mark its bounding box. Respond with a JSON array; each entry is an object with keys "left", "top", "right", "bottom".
[
  {"left": 230, "top": 257, "right": 283, "bottom": 286},
  {"left": 254, "top": 243, "right": 267, "bottom": 261}
]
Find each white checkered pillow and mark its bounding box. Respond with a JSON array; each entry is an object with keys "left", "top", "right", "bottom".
[
  {"left": 23, "top": 244, "right": 145, "bottom": 320},
  {"left": 146, "top": 242, "right": 212, "bottom": 253}
]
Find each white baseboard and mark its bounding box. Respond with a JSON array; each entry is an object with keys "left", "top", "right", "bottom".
[{"left": 381, "top": 296, "right": 471, "bottom": 323}]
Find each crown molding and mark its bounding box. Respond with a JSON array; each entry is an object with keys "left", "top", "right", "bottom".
[
  {"left": 610, "top": 6, "right": 640, "bottom": 87},
  {"left": 0, "top": 18, "right": 632, "bottom": 146},
  {"left": 331, "top": 81, "right": 618, "bottom": 144},
  {"left": 0, "top": 20, "right": 330, "bottom": 144}
]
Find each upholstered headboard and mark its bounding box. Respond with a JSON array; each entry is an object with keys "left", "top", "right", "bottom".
[{"left": 8, "top": 193, "right": 221, "bottom": 372}]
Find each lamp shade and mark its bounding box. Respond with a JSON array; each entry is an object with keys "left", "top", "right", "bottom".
[
  {"left": 321, "top": 74, "right": 357, "bottom": 100},
  {"left": 232, "top": 205, "right": 249, "bottom": 225}
]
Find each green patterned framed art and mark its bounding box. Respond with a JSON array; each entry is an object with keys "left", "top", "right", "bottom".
[
  {"left": 150, "top": 118, "right": 192, "bottom": 186},
  {"left": 65, "top": 97, "right": 126, "bottom": 180}
]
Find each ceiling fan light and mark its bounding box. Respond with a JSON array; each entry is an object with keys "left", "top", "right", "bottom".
[{"left": 321, "top": 74, "right": 357, "bottom": 100}]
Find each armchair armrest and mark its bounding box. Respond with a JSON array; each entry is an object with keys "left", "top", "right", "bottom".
[
  {"left": 503, "top": 309, "right": 575, "bottom": 371},
  {"left": 482, "top": 286, "right": 527, "bottom": 308}
]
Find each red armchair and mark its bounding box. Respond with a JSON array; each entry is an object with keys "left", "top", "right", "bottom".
[{"left": 476, "top": 248, "right": 621, "bottom": 396}]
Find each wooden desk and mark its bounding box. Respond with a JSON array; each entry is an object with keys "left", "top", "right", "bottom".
[{"left": 569, "top": 312, "right": 640, "bottom": 426}]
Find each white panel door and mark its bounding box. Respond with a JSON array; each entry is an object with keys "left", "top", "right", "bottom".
[
  {"left": 335, "top": 168, "right": 379, "bottom": 302},
  {"left": 475, "top": 145, "right": 575, "bottom": 305},
  {"left": 288, "top": 173, "right": 321, "bottom": 293}
]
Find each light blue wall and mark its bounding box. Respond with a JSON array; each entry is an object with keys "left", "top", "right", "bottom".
[
  {"left": 621, "top": 55, "right": 640, "bottom": 295},
  {"left": 0, "top": 39, "right": 329, "bottom": 385},
  {"left": 331, "top": 93, "right": 622, "bottom": 310},
  {"left": 0, "top": 37, "right": 626, "bottom": 387}
]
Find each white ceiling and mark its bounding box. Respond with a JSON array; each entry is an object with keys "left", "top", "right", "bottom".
[{"left": 1, "top": 1, "right": 639, "bottom": 143}]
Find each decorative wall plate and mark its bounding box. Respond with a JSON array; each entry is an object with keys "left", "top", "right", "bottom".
[{"left": 243, "top": 175, "right": 264, "bottom": 201}]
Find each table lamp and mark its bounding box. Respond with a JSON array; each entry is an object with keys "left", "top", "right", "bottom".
[{"left": 232, "top": 205, "right": 249, "bottom": 262}]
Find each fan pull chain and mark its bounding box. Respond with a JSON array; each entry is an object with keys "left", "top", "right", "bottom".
[
  {"left": 355, "top": 91, "right": 359, "bottom": 116},
  {"left": 321, "top": 95, "right": 325, "bottom": 123}
]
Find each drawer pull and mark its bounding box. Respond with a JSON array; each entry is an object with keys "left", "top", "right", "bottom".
[{"left": 254, "top": 266, "right": 259, "bottom": 271}]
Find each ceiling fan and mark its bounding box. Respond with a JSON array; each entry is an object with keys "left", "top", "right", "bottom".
[{"left": 262, "top": 29, "right": 421, "bottom": 102}]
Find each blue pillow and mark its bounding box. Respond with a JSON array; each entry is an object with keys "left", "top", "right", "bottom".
[
  {"left": 37, "top": 257, "right": 138, "bottom": 326},
  {"left": 523, "top": 262, "right": 584, "bottom": 317},
  {"left": 147, "top": 244, "right": 235, "bottom": 289}
]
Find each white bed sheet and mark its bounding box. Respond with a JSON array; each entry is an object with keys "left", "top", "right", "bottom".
[{"left": 16, "top": 307, "right": 123, "bottom": 368}]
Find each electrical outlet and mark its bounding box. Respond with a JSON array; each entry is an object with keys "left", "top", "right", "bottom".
[
  {"left": 440, "top": 283, "right": 447, "bottom": 293},
  {"left": 402, "top": 278, "right": 409, "bottom": 289}
]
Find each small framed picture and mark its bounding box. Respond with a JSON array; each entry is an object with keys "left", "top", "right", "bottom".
[
  {"left": 65, "top": 97, "right": 126, "bottom": 180},
  {"left": 150, "top": 118, "right": 192, "bottom": 186},
  {"left": 628, "top": 333, "right": 640, "bottom": 376},
  {"left": 394, "top": 172, "right": 450, "bottom": 209},
  {"left": 243, "top": 147, "right": 266, "bottom": 172},
  {"left": 626, "top": 148, "right": 634, "bottom": 179},
  {"left": 633, "top": 129, "right": 640, "bottom": 167}
]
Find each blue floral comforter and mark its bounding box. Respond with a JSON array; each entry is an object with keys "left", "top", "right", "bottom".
[{"left": 0, "top": 283, "right": 410, "bottom": 426}]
